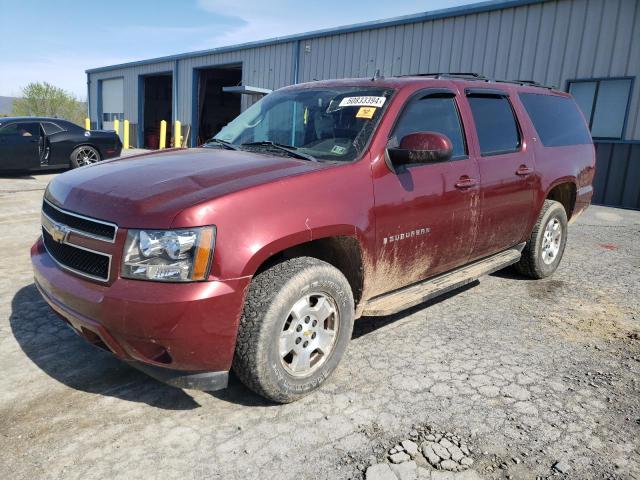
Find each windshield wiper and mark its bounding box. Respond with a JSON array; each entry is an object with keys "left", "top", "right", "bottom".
[
  {"left": 241, "top": 141, "right": 317, "bottom": 162},
  {"left": 205, "top": 138, "right": 241, "bottom": 150}
]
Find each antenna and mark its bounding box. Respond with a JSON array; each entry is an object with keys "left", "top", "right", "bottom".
[{"left": 372, "top": 69, "right": 384, "bottom": 81}]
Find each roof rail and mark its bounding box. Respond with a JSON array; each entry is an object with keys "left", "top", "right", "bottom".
[
  {"left": 398, "top": 73, "right": 556, "bottom": 89},
  {"left": 400, "top": 72, "right": 489, "bottom": 81},
  {"left": 495, "top": 79, "right": 555, "bottom": 89}
]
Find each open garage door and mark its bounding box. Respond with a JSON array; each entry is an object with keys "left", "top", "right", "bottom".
[
  {"left": 195, "top": 66, "right": 242, "bottom": 145},
  {"left": 142, "top": 74, "right": 172, "bottom": 149}
]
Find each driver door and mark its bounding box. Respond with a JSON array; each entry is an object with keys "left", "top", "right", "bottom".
[
  {"left": 370, "top": 89, "right": 480, "bottom": 296},
  {"left": 0, "top": 122, "right": 42, "bottom": 171}
]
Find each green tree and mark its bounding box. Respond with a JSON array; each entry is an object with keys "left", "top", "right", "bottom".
[{"left": 12, "top": 82, "right": 86, "bottom": 126}]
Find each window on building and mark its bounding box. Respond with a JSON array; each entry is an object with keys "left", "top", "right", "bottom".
[
  {"left": 102, "top": 112, "right": 124, "bottom": 122},
  {"left": 518, "top": 93, "right": 592, "bottom": 147},
  {"left": 568, "top": 78, "right": 633, "bottom": 140},
  {"left": 467, "top": 95, "right": 520, "bottom": 156},
  {"left": 390, "top": 93, "right": 467, "bottom": 159}
]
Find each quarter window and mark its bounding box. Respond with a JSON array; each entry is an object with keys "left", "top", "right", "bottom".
[
  {"left": 467, "top": 95, "right": 520, "bottom": 156},
  {"left": 390, "top": 94, "right": 467, "bottom": 159},
  {"left": 41, "top": 122, "right": 64, "bottom": 135},
  {"left": 519, "top": 93, "right": 592, "bottom": 147},
  {"left": 568, "top": 78, "right": 632, "bottom": 139}
]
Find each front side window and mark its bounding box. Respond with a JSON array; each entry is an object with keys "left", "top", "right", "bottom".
[
  {"left": 0, "top": 122, "right": 40, "bottom": 137},
  {"left": 211, "top": 87, "right": 394, "bottom": 162},
  {"left": 568, "top": 78, "right": 632, "bottom": 139},
  {"left": 389, "top": 93, "right": 467, "bottom": 159},
  {"left": 467, "top": 95, "right": 520, "bottom": 156}
]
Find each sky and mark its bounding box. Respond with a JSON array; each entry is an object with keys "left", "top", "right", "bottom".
[{"left": 0, "top": 0, "right": 485, "bottom": 98}]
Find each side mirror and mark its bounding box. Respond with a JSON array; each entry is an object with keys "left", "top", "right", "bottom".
[{"left": 386, "top": 132, "right": 453, "bottom": 170}]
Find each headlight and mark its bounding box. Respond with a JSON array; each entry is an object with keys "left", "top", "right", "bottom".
[{"left": 121, "top": 226, "right": 215, "bottom": 282}]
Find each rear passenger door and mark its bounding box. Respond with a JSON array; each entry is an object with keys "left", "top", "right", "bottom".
[{"left": 465, "top": 89, "right": 535, "bottom": 260}]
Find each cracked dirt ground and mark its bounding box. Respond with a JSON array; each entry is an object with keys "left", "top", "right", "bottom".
[{"left": 1, "top": 173, "right": 639, "bottom": 480}]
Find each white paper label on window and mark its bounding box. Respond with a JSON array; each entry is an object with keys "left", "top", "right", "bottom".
[{"left": 338, "top": 96, "right": 387, "bottom": 108}]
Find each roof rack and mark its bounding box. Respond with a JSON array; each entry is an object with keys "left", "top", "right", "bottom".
[
  {"left": 495, "top": 79, "right": 555, "bottom": 89},
  {"left": 400, "top": 72, "right": 490, "bottom": 81},
  {"left": 397, "top": 73, "right": 556, "bottom": 89}
]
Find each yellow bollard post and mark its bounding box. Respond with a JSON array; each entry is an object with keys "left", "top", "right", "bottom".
[
  {"left": 175, "top": 120, "right": 182, "bottom": 148},
  {"left": 113, "top": 118, "right": 120, "bottom": 138},
  {"left": 159, "top": 120, "right": 167, "bottom": 149},
  {"left": 123, "top": 120, "right": 130, "bottom": 149},
  {"left": 84, "top": 118, "right": 90, "bottom": 130}
]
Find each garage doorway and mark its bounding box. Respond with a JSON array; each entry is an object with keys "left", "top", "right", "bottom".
[
  {"left": 195, "top": 65, "right": 242, "bottom": 145},
  {"left": 142, "top": 73, "right": 172, "bottom": 149}
]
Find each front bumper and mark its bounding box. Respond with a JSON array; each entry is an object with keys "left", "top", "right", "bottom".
[{"left": 31, "top": 237, "right": 250, "bottom": 390}]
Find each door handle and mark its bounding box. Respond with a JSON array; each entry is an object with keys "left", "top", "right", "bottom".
[
  {"left": 455, "top": 176, "right": 477, "bottom": 189},
  {"left": 516, "top": 165, "right": 533, "bottom": 176}
]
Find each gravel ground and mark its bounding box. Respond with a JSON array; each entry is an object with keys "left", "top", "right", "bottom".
[{"left": 0, "top": 170, "right": 638, "bottom": 480}]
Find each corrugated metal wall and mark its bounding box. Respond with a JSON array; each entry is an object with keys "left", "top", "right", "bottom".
[
  {"left": 296, "top": 0, "right": 640, "bottom": 140},
  {"left": 87, "top": 0, "right": 640, "bottom": 206},
  {"left": 88, "top": 0, "right": 640, "bottom": 141},
  {"left": 593, "top": 142, "right": 640, "bottom": 209},
  {"left": 176, "top": 42, "right": 295, "bottom": 122},
  {"left": 89, "top": 61, "right": 175, "bottom": 130}
]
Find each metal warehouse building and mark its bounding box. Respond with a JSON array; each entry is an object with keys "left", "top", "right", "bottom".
[{"left": 87, "top": 0, "right": 640, "bottom": 209}]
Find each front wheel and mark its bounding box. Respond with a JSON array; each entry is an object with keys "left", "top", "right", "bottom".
[
  {"left": 233, "top": 257, "right": 354, "bottom": 403},
  {"left": 515, "top": 199, "right": 568, "bottom": 279},
  {"left": 70, "top": 146, "right": 101, "bottom": 168}
]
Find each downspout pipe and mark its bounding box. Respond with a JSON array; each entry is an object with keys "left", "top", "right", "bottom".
[
  {"left": 86, "top": 74, "right": 91, "bottom": 128},
  {"left": 292, "top": 40, "right": 300, "bottom": 85},
  {"left": 290, "top": 40, "right": 301, "bottom": 145},
  {"left": 173, "top": 60, "right": 179, "bottom": 124}
]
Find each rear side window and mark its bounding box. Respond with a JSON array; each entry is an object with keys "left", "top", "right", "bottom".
[
  {"left": 467, "top": 96, "right": 520, "bottom": 156},
  {"left": 391, "top": 94, "right": 467, "bottom": 159},
  {"left": 519, "top": 93, "right": 592, "bottom": 147},
  {"left": 41, "top": 122, "right": 64, "bottom": 135}
]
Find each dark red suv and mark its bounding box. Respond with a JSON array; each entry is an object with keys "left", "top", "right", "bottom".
[{"left": 31, "top": 74, "right": 595, "bottom": 402}]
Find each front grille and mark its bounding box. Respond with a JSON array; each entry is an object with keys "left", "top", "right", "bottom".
[
  {"left": 42, "top": 200, "right": 116, "bottom": 241},
  {"left": 43, "top": 228, "right": 111, "bottom": 281}
]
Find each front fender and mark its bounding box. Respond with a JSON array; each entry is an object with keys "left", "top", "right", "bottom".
[
  {"left": 170, "top": 161, "right": 375, "bottom": 281},
  {"left": 240, "top": 223, "right": 362, "bottom": 278}
]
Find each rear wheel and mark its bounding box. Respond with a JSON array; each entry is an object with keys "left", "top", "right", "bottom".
[
  {"left": 70, "top": 146, "right": 100, "bottom": 168},
  {"left": 233, "top": 257, "right": 354, "bottom": 403},
  {"left": 515, "top": 199, "right": 568, "bottom": 279}
]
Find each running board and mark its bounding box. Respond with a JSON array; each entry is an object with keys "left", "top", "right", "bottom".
[{"left": 361, "top": 246, "right": 524, "bottom": 317}]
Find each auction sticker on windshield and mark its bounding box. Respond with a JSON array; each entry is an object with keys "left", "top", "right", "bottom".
[
  {"left": 338, "top": 96, "right": 386, "bottom": 108},
  {"left": 355, "top": 107, "right": 377, "bottom": 119}
]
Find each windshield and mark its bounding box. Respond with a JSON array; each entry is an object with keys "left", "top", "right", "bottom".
[{"left": 208, "top": 86, "right": 394, "bottom": 162}]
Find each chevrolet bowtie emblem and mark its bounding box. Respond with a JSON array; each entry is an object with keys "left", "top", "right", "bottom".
[{"left": 50, "top": 222, "right": 70, "bottom": 243}]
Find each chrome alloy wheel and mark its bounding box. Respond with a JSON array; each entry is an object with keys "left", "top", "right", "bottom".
[
  {"left": 76, "top": 147, "right": 98, "bottom": 166},
  {"left": 541, "top": 217, "right": 562, "bottom": 265},
  {"left": 279, "top": 293, "right": 339, "bottom": 377}
]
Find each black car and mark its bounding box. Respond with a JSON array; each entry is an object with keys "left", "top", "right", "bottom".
[{"left": 0, "top": 117, "right": 122, "bottom": 172}]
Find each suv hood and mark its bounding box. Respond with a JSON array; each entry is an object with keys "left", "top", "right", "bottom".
[{"left": 45, "top": 148, "right": 327, "bottom": 228}]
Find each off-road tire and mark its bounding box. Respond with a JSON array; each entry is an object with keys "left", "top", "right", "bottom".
[
  {"left": 233, "top": 257, "right": 354, "bottom": 403},
  {"left": 514, "top": 199, "right": 568, "bottom": 279}
]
